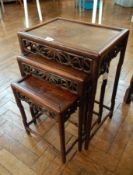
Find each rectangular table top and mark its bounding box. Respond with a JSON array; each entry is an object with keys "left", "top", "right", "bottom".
[{"left": 22, "top": 18, "right": 128, "bottom": 57}]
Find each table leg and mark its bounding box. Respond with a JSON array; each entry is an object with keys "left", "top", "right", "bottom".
[
  {"left": 110, "top": 39, "right": 128, "bottom": 118},
  {"left": 98, "top": 65, "right": 109, "bottom": 123},
  {"left": 84, "top": 85, "right": 97, "bottom": 149},
  {"left": 11, "top": 87, "right": 30, "bottom": 134},
  {"left": 98, "top": 78, "right": 107, "bottom": 123},
  {"left": 84, "top": 36, "right": 128, "bottom": 149},
  {"left": 84, "top": 63, "right": 99, "bottom": 149},
  {"left": 78, "top": 93, "right": 87, "bottom": 151},
  {"left": 78, "top": 104, "right": 84, "bottom": 151}
]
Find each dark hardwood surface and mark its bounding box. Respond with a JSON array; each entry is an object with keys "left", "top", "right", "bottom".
[
  {"left": 22, "top": 18, "right": 125, "bottom": 53},
  {"left": 0, "top": 0, "right": 133, "bottom": 175},
  {"left": 12, "top": 76, "right": 78, "bottom": 113},
  {"left": 17, "top": 54, "right": 88, "bottom": 83}
]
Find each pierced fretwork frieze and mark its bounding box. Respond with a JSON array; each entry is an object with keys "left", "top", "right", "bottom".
[
  {"left": 17, "top": 92, "right": 79, "bottom": 121},
  {"left": 17, "top": 93, "right": 56, "bottom": 119},
  {"left": 22, "top": 39, "right": 93, "bottom": 74},
  {"left": 31, "top": 104, "right": 43, "bottom": 116},
  {"left": 99, "top": 44, "right": 123, "bottom": 75},
  {"left": 22, "top": 63, "right": 78, "bottom": 94}
]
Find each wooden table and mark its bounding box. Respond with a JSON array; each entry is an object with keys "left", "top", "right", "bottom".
[{"left": 18, "top": 18, "right": 129, "bottom": 149}]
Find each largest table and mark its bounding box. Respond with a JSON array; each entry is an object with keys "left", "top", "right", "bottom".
[{"left": 18, "top": 17, "right": 129, "bottom": 149}]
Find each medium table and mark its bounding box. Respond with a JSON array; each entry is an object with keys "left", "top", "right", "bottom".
[{"left": 18, "top": 18, "right": 129, "bottom": 149}]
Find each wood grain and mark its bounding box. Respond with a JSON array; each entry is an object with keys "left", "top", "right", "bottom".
[{"left": 0, "top": 0, "right": 133, "bottom": 174}]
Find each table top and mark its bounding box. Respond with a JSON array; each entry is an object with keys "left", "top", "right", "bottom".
[{"left": 20, "top": 18, "right": 129, "bottom": 57}]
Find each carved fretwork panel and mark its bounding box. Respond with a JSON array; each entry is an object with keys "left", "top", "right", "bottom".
[
  {"left": 22, "top": 63, "right": 79, "bottom": 94},
  {"left": 17, "top": 93, "right": 56, "bottom": 119},
  {"left": 99, "top": 43, "right": 123, "bottom": 75},
  {"left": 31, "top": 104, "right": 42, "bottom": 116},
  {"left": 22, "top": 39, "right": 93, "bottom": 74},
  {"left": 17, "top": 92, "right": 79, "bottom": 121}
]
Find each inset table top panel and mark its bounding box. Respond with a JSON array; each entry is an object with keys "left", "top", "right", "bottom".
[{"left": 24, "top": 18, "right": 127, "bottom": 54}]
